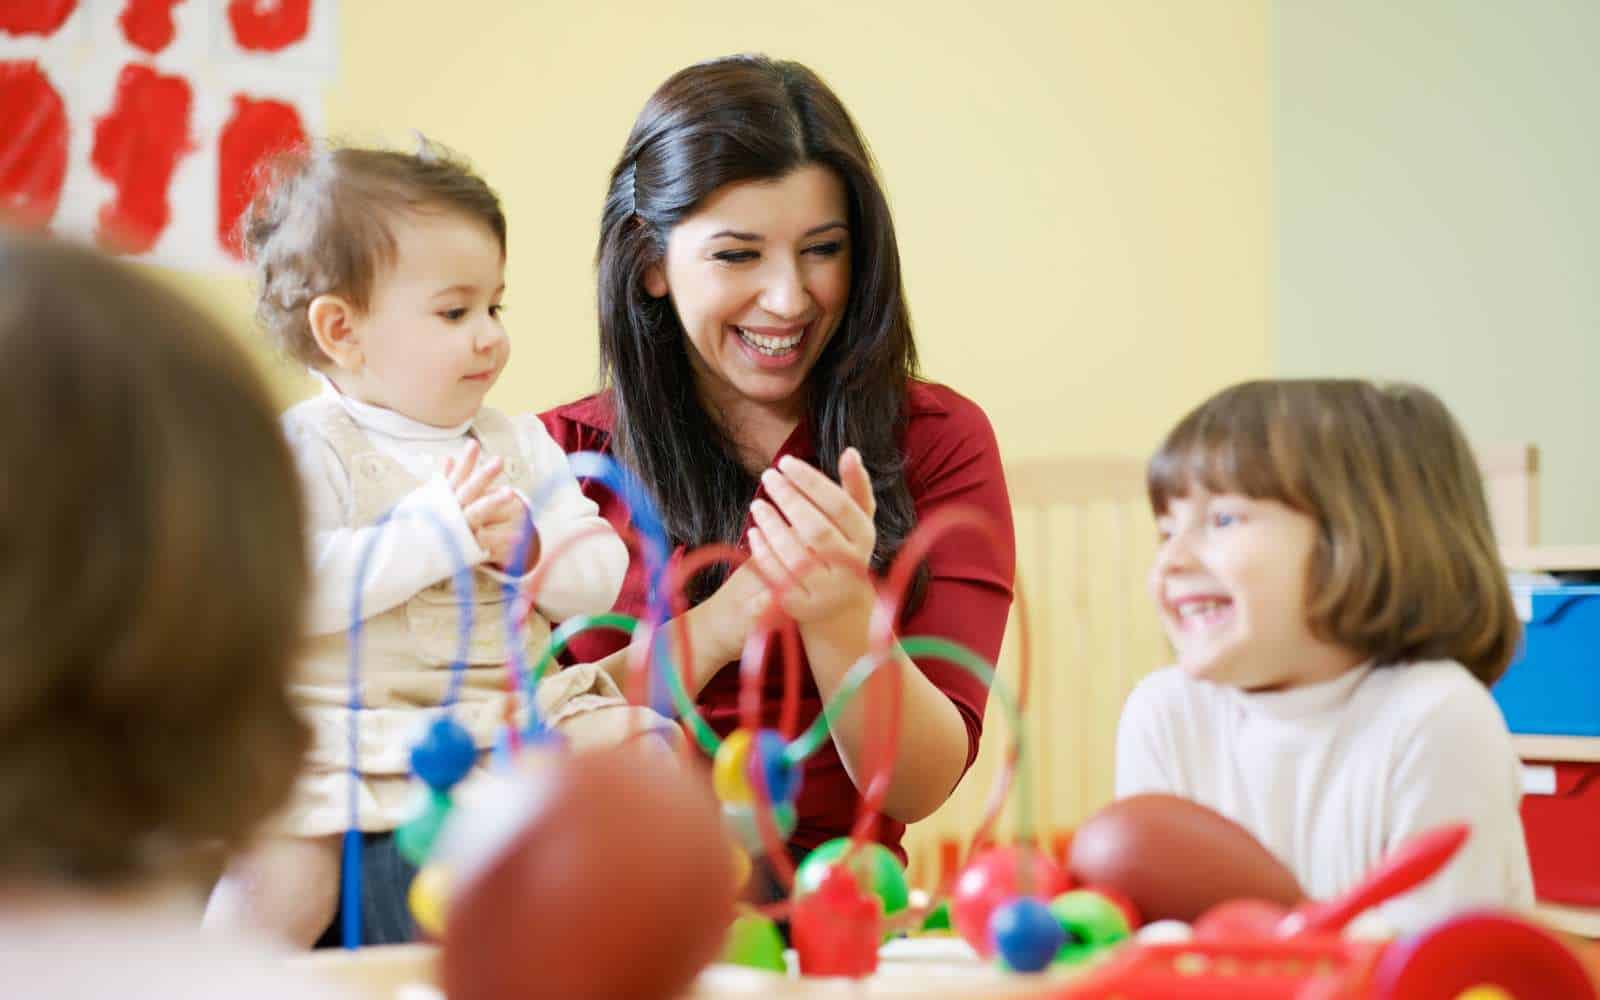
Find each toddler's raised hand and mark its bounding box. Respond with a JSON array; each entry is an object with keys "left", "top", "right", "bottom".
[
  {"left": 444, "top": 441, "right": 505, "bottom": 514},
  {"left": 443, "top": 440, "right": 514, "bottom": 538},
  {"left": 474, "top": 492, "right": 538, "bottom": 572}
]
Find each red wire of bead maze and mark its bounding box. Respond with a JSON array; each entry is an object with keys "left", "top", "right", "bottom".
[{"left": 504, "top": 486, "right": 1048, "bottom": 968}]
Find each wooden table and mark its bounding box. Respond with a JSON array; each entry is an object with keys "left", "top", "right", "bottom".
[
  {"left": 291, "top": 920, "right": 1600, "bottom": 997},
  {"left": 290, "top": 938, "right": 1072, "bottom": 1000}
]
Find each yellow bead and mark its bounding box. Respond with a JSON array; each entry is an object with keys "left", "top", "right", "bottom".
[
  {"left": 730, "top": 840, "right": 752, "bottom": 892},
  {"left": 713, "top": 729, "right": 756, "bottom": 803},
  {"left": 1455, "top": 990, "right": 1514, "bottom": 1000},
  {"left": 409, "top": 863, "right": 451, "bottom": 939}
]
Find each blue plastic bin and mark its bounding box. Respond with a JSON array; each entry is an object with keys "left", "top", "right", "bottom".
[{"left": 1492, "top": 585, "right": 1600, "bottom": 737}]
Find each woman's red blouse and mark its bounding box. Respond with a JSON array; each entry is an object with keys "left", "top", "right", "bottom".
[{"left": 539, "top": 381, "right": 1015, "bottom": 859}]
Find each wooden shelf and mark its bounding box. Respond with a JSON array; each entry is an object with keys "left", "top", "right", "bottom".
[
  {"left": 1501, "top": 545, "right": 1600, "bottom": 572},
  {"left": 1539, "top": 902, "right": 1600, "bottom": 939},
  {"left": 1515, "top": 735, "right": 1600, "bottom": 764}
]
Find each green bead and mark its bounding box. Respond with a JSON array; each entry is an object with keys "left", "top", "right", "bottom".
[
  {"left": 792, "top": 837, "right": 909, "bottom": 918},
  {"left": 1048, "top": 890, "right": 1130, "bottom": 966},
  {"left": 721, "top": 911, "right": 787, "bottom": 972},
  {"left": 921, "top": 900, "right": 952, "bottom": 933},
  {"left": 395, "top": 788, "right": 453, "bottom": 866},
  {"left": 723, "top": 800, "right": 797, "bottom": 855}
]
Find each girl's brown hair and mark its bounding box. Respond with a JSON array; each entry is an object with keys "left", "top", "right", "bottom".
[
  {"left": 243, "top": 138, "right": 506, "bottom": 367},
  {"left": 1147, "top": 379, "right": 1520, "bottom": 685},
  {"left": 0, "top": 234, "right": 309, "bottom": 886}
]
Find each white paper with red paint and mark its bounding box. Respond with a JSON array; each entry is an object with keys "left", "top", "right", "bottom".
[{"left": 1, "top": 0, "right": 333, "bottom": 272}]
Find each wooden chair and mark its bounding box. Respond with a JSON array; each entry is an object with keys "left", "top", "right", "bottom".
[
  {"left": 902, "top": 455, "right": 1164, "bottom": 888},
  {"left": 1479, "top": 443, "right": 1540, "bottom": 550}
]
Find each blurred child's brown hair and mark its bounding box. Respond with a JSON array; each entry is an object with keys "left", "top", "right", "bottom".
[
  {"left": 242, "top": 139, "right": 506, "bottom": 367},
  {"left": 1147, "top": 379, "right": 1520, "bottom": 685},
  {"left": 0, "top": 233, "right": 309, "bottom": 887}
]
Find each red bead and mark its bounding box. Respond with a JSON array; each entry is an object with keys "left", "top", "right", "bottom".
[
  {"left": 950, "top": 846, "right": 1072, "bottom": 957},
  {"left": 792, "top": 866, "right": 881, "bottom": 978},
  {"left": 1193, "top": 898, "right": 1289, "bottom": 939}
]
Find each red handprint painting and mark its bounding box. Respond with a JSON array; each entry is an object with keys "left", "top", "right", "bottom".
[
  {"left": 0, "top": 1, "right": 79, "bottom": 38},
  {"left": 217, "top": 95, "right": 307, "bottom": 256},
  {"left": 90, "top": 64, "right": 194, "bottom": 254},
  {"left": 119, "top": 0, "right": 186, "bottom": 55},
  {"left": 227, "top": 0, "right": 311, "bottom": 52},
  {"left": 0, "top": 61, "right": 69, "bottom": 227},
  {"left": 1, "top": 0, "right": 333, "bottom": 268}
]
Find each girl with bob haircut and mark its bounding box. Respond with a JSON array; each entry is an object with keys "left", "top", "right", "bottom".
[
  {"left": 1118, "top": 378, "right": 1533, "bottom": 932},
  {"left": 543, "top": 54, "right": 1016, "bottom": 873},
  {"left": 0, "top": 234, "right": 345, "bottom": 997}
]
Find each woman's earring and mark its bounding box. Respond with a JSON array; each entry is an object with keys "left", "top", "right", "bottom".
[{"left": 643, "top": 263, "right": 668, "bottom": 299}]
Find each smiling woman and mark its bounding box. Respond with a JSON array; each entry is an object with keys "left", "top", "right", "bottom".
[
  {"left": 642, "top": 165, "right": 851, "bottom": 441},
  {"left": 542, "top": 54, "right": 1018, "bottom": 878}
]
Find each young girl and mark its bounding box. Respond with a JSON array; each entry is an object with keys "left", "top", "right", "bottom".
[
  {"left": 1117, "top": 378, "right": 1534, "bottom": 933},
  {"left": 0, "top": 234, "right": 347, "bottom": 996},
  {"left": 205, "top": 142, "right": 667, "bottom": 947}
]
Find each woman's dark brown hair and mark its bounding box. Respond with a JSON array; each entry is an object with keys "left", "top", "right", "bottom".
[
  {"left": 596, "top": 54, "right": 921, "bottom": 599},
  {"left": 0, "top": 233, "right": 309, "bottom": 886},
  {"left": 1147, "top": 379, "right": 1520, "bottom": 684}
]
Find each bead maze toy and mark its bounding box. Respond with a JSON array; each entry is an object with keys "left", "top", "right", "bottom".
[{"left": 322, "top": 451, "right": 1599, "bottom": 999}]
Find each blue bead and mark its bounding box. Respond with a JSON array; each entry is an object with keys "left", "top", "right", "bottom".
[
  {"left": 411, "top": 716, "right": 476, "bottom": 791},
  {"left": 755, "top": 729, "right": 801, "bottom": 803},
  {"left": 990, "top": 897, "right": 1066, "bottom": 973}
]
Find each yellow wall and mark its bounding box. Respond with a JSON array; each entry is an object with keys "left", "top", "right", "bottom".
[
  {"left": 170, "top": 0, "right": 1271, "bottom": 461},
  {"left": 157, "top": 2, "right": 1267, "bottom": 866}
]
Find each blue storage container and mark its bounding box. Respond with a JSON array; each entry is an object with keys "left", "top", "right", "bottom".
[{"left": 1493, "top": 585, "right": 1600, "bottom": 737}]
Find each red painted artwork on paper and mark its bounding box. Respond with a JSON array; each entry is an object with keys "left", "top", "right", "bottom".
[
  {"left": 218, "top": 96, "right": 307, "bottom": 258},
  {"left": 7, "top": 1, "right": 327, "bottom": 263},
  {"left": 0, "top": 0, "right": 78, "bottom": 37},
  {"left": 227, "top": 0, "right": 310, "bottom": 52},
  {"left": 90, "top": 64, "right": 195, "bottom": 254},
  {"left": 119, "top": 0, "right": 186, "bottom": 55},
  {"left": 0, "top": 61, "right": 70, "bottom": 227}
]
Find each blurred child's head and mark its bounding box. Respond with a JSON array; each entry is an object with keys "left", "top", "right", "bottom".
[
  {"left": 0, "top": 234, "right": 309, "bottom": 889},
  {"left": 244, "top": 140, "right": 509, "bottom": 428},
  {"left": 1147, "top": 379, "right": 1518, "bottom": 692}
]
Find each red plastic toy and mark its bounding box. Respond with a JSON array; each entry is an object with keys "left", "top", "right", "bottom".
[
  {"left": 792, "top": 866, "right": 883, "bottom": 978},
  {"left": 951, "top": 846, "right": 1073, "bottom": 957}
]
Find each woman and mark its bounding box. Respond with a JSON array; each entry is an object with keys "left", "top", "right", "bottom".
[{"left": 543, "top": 54, "right": 1015, "bottom": 870}]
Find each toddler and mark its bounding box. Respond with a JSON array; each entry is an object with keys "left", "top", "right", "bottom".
[{"left": 206, "top": 141, "right": 672, "bottom": 947}]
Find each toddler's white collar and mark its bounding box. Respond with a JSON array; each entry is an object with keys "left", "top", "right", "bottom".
[{"left": 310, "top": 369, "right": 474, "bottom": 441}]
